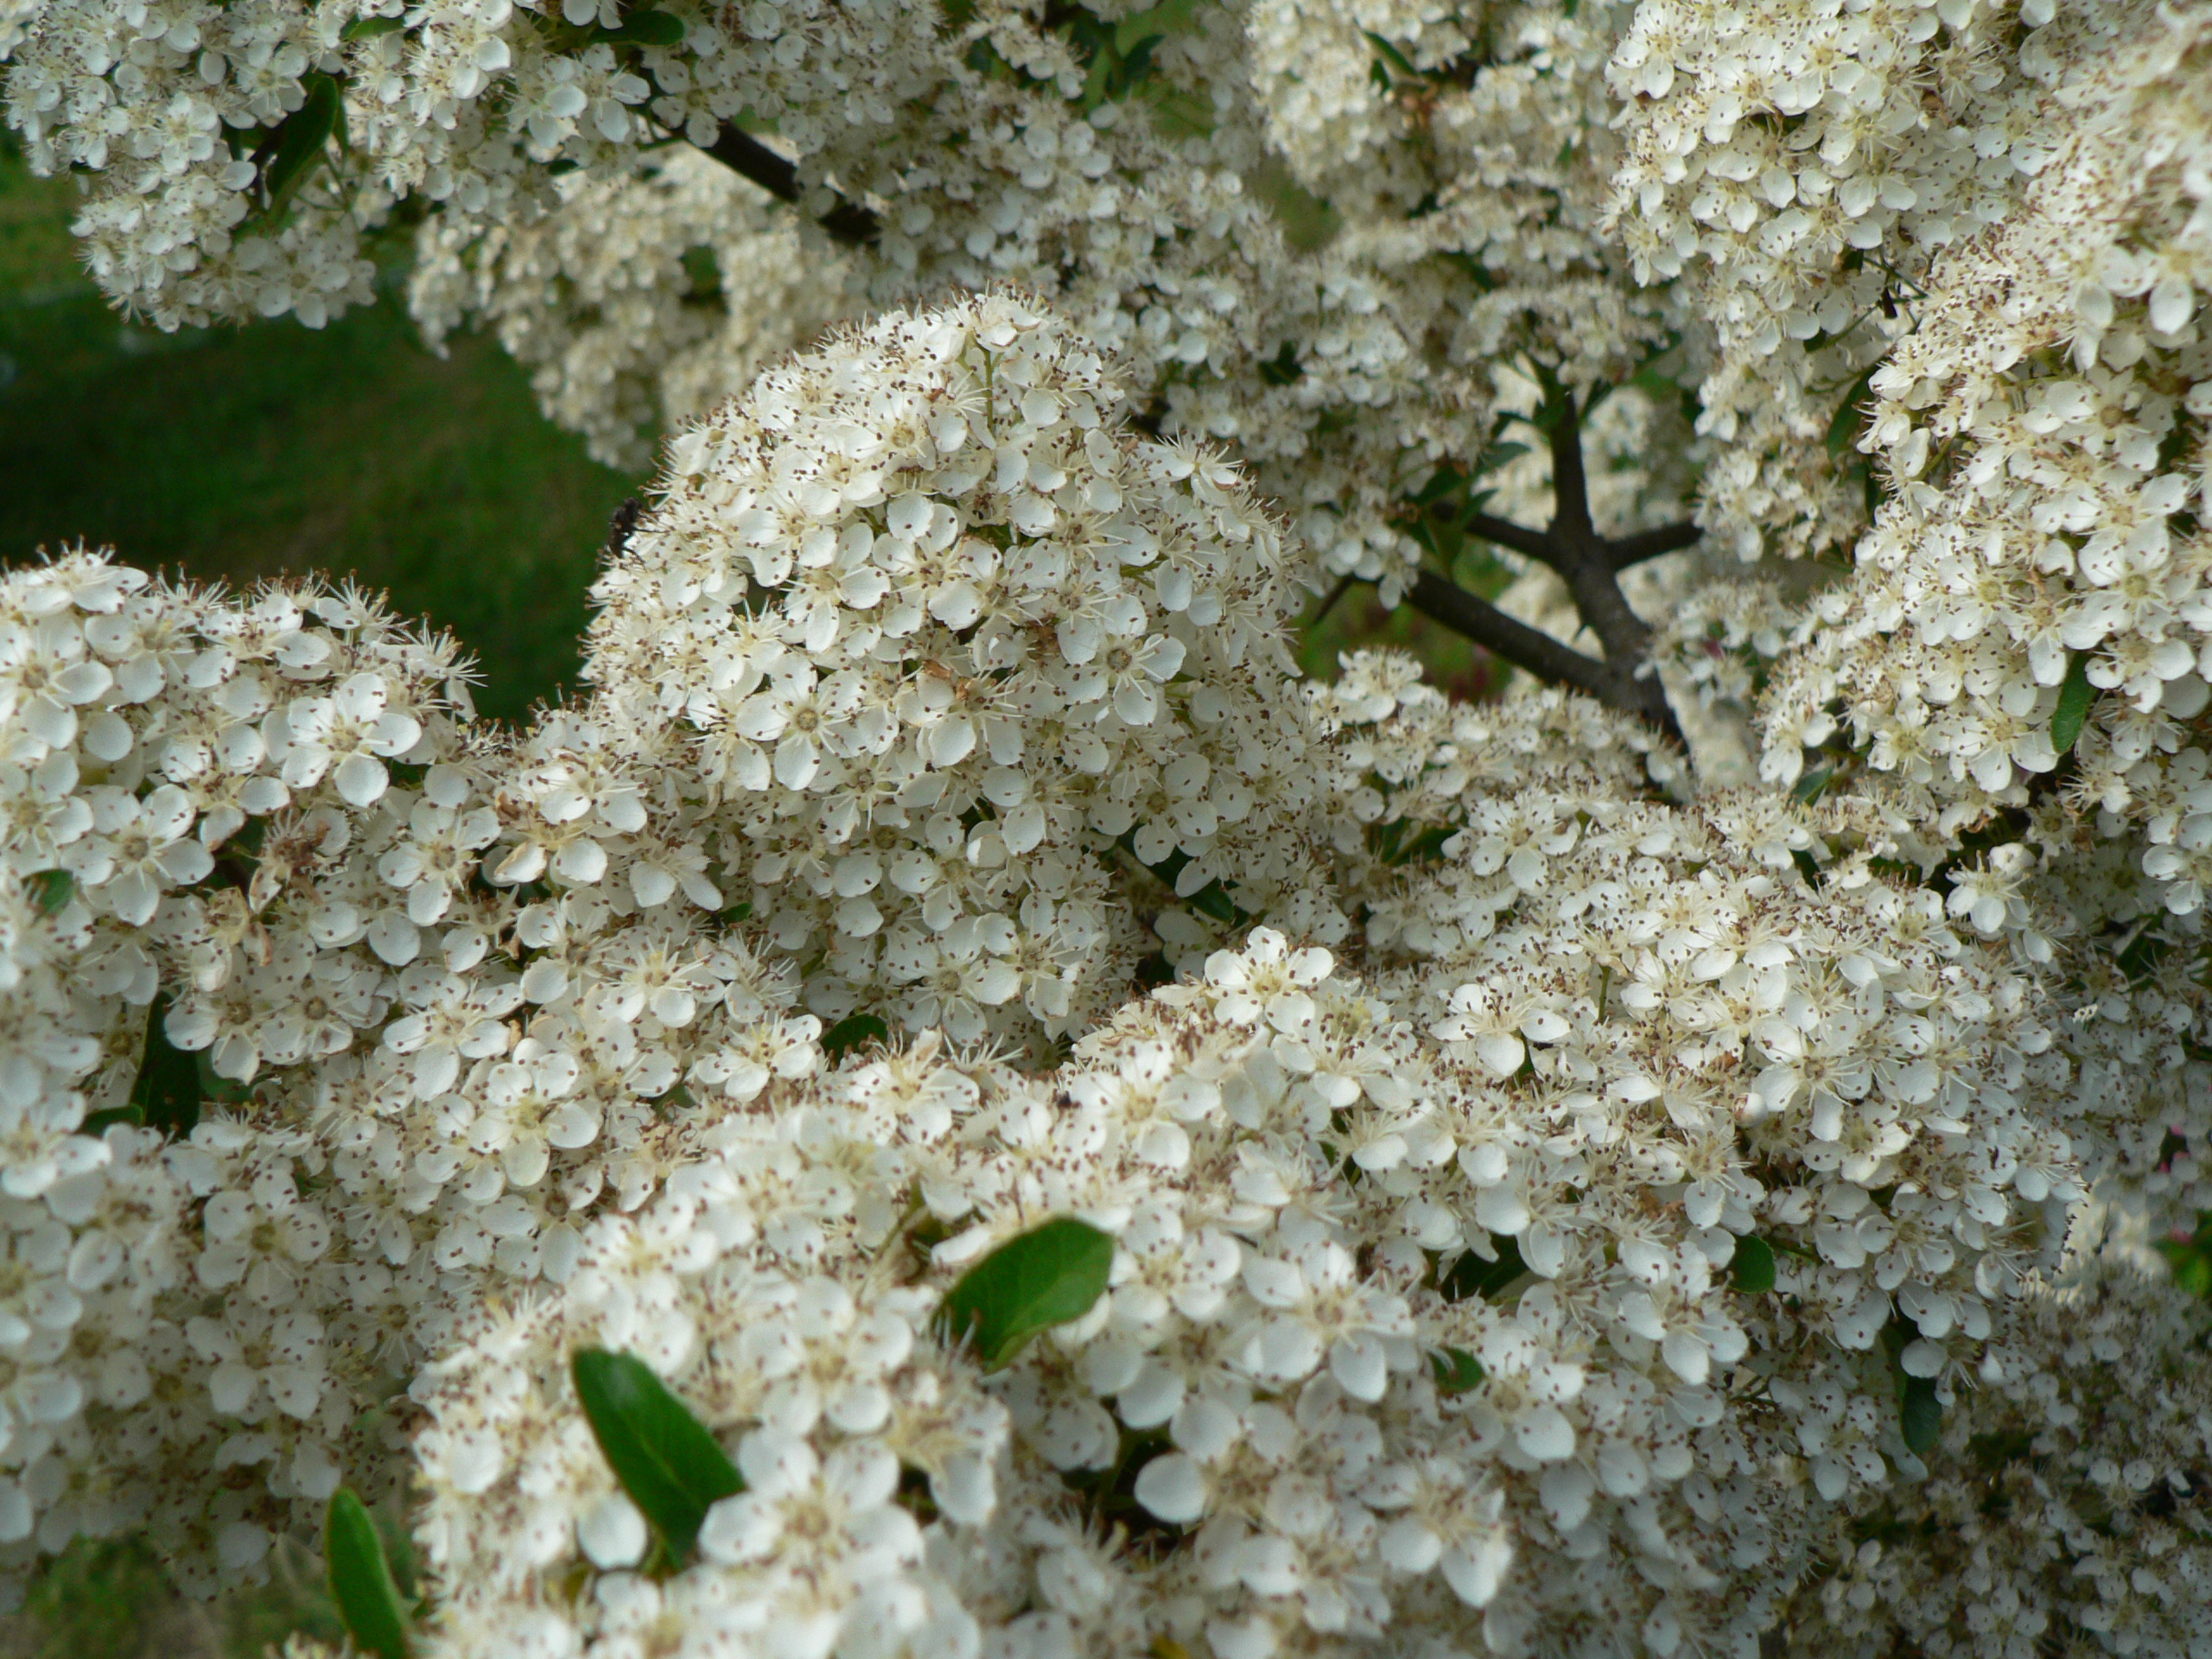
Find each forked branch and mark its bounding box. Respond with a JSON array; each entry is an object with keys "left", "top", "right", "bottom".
[{"left": 1400, "top": 386, "right": 1694, "bottom": 741}]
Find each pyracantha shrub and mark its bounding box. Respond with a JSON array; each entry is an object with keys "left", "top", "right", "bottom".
[{"left": 5, "top": 0, "right": 2212, "bottom": 1648}]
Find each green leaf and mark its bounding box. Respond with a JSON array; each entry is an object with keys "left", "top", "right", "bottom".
[
  {"left": 938, "top": 1217, "right": 1115, "bottom": 1370},
  {"left": 129, "top": 995, "right": 201, "bottom": 1138},
  {"left": 1428, "top": 1347, "right": 1484, "bottom": 1395},
  {"left": 341, "top": 15, "right": 406, "bottom": 37},
  {"left": 821, "top": 1013, "right": 889, "bottom": 1060},
  {"left": 2051, "top": 652, "right": 2094, "bottom": 757},
  {"left": 1473, "top": 440, "right": 1529, "bottom": 477},
  {"left": 1730, "top": 1235, "right": 1777, "bottom": 1294},
  {"left": 571, "top": 1350, "right": 743, "bottom": 1562},
  {"left": 1112, "top": 0, "right": 1199, "bottom": 54},
  {"left": 29, "top": 868, "right": 73, "bottom": 914},
  {"left": 325, "top": 1489, "right": 411, "bottom": 1659},
  {"left": 1899, "top": 1376, "right": 1942, "bottom": 1458},
  {"left": 1438, "top": 1233, "right": 1526, "bottom": 1302},
  {"left": 1825, "top": 365, "right": 1879, "bottom": 460},
  {"left": 598, "top": 8, "right": 684, "bottom": 43},
  {"left": 1363, "top": 29, "right": 1419, "bottom": 81},
  {"left": 1186, "top": 882, "right": 1238, "bottom": 925},
  {"left": 257, "top": 74, "right": 344, "bottom": 219}
]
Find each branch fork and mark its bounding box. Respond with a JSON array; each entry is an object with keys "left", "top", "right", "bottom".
[{"left": 1400, "top": 387, "right": 1694, "bottom": 741}]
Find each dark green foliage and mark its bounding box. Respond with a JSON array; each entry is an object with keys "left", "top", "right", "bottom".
[
  {"left": 1429, "top": 1347, "right": 1484, "bottom": 1394},
  {"left": 126, "top": 995, "right": 201, "bottom": 1137},
  {"left": 2051, "top": 652, "right": 2094, "bottom": 756},
  {"left": 254, "top": 75, "right": 345, "bottom": 225},
  {"left": 821, "top": 1013, "right": 891, "bottom": 1059},
  {"left": 937, "top": 1217, "right": 1116, "bottom": 1369},
  {"left": 1438, "top": 1233, "right": 1526, "bottom": 1302},
  {"left": 597, "top": 10, "right": 685, "bottom": 44},
  {"left": 1900, "top": 1376, "right": 1943, "bottom": 1458},
  {"left": 324, "top": 1489, "right": 410, "bottom": 1659},
  {"left": 571, "top": 1350, "right": 743, "bottom": 1563},
  {"left": 1730, "top": 1236, "right": 1777, "bottom": 1294}
]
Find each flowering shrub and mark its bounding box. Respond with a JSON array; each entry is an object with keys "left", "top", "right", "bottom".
[{"left": 5, "top": 0, "right": 2212, "bottom": 1651}]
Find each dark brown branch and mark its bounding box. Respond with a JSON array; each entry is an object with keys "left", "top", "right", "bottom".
[
  {"left": 1404, "top": 385, "right": 1691, "bottom": 744},
  {"left": 1607, "top": 520, "right": 1702, "bottom": 569},
  {"left": 1406, "top": 572, "right": 1681, "bottom": 743},
  {"left": 1541, "top": 391, "right": 1662, "bottom": 703},
  {"left": 697, "top": 124, "right": 879, "bottom": 245},
  {"left": 1460, "top": 511, "right": 1559, "bottom": 564},
  {"left": 1545, "top": 395, "right": 1594, "bottom": 542},
  {"left": 1404, "top": 572, "right": 1622, "bottom": 706}
]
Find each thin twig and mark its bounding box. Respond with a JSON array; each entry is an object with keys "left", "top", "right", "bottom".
[
  {"left": 1460, "top": 511, "right": 1558, "bottom": 563},
  {"left": 1402, "top": 574, "right": 1611, "bottom": 700},
  {"left": 1307, "top": 573, "right": 1357, "bottom": 627}
]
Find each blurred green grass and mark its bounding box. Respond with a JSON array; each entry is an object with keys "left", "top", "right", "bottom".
[{"left": 0, "top": 147, "right": 641, "bottom": 725}]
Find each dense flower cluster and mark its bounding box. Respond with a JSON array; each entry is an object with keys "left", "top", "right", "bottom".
[
  {"left": 1785, "top": 1252, "right": 2212, "bottom": 1658},
  {"left": 408, "top": 656, "right": 2212, "bottom": 1659},
  {"left": 4, "top": 68, "right": 2212, "bottom": 1638},
  {"left": 408, "top": 149, "right": 852, "bottom": 472},
  {"left": 1754, "top": 2, "right": 2212, "bottom": 871},
  {"left": 580, "top": 295, "right": 1322, "bottom": 1043}
]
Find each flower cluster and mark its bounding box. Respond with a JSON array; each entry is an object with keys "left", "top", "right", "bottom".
[
  {"left": 1753, "top": 1, "right": 2212, "bottom": 888},
  {"left": 408, "top": 149, "right": 853, "bottom": 472},
  {"left": 586, "top": 293, "right": 1324, "bottom": 1044},
  {"left": 413, "top": 702, "right": 2207, "bottom": 1659},
  {"left": 0, "top": 0, "right": 935, "bottom": 328},
  {"left": 1788, "top": 1253, "right": 2212, "bottom": 1659},
  {"left": 6, "top": 292, "right": 2212, "bottom": 1659}
]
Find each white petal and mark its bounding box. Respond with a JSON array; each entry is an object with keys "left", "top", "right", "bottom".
[
  {"left": 1133, "top": 1452, "right": 1208, "bottom": 1523},
  {"left": 334, "top": 753, "right": 389, "bottom": 808},
  {"left": 577, "top": 1492, "right": 648, "bottom": 1569}
]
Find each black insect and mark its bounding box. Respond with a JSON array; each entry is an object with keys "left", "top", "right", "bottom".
[{"left": 605, "top": 496, "right": 644, "bottom": 561}]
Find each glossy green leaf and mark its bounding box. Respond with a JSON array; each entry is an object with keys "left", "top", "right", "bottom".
[
  {"left": 572, "top": 1349, "right": 743, "bottom": 1562},
  {"left": 599, "top": 9, "right": 684, "bottom": 43},
  {"left": 1825, "top": 365, "right": 1879, "bottom": 460},
  {"left": 1363, "top": 29, "right": 1419, "bottom": 80},
  {"left": 1730, "top": 1235, "right": 1777, "bottom": 1294},
  {"left": 325, "top": 1489, "right": 410, "bottom": 1659},
  {"left": 1438, "top": 1232, "right": 1525, "bottom": 1302},
  {"left": 341, "top": 14, "right": 406, "bottom": 36},
  {"left": 129, "top": 995, "right": 201, "bottom": 1137},
  {"left": 29, "top": 868, "right": 73, "bottom": 914},
  {"left": 1899, "top": 1376, "right": 1943, "bottom": 1458},
  {"left": 1790, "top": 766, "right": 1833, "bottom": 806},
  {"left": 259, "top": 74, "right": 343, "bottom": 215},
  {"left": 821, "top": 1013, "right": 889, "bottom": 1060},
  {"left": 2051, "top": 652, "right": 2094, "bottom": 757},
  {"left": 938, "top": 1217, "right": 1115, "bottom": 1370},
  {"left": 1428, "top": 1347, "right": 1484, "bottom": 1395},
  {"left": 1187, "top": 882, "right": 1238, "bottom": 924}
]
